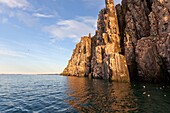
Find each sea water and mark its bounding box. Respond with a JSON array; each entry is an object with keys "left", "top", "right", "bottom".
[{"left": 0, "top": 74, "right": 170, "bottom": 113}]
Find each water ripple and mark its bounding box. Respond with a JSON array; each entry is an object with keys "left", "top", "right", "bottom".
[{"left": 0, "top": 75, "right": 170, "bottom": 112}]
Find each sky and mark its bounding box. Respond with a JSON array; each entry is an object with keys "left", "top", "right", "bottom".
[{"left": 0, "top": 0, "right": 121, "bottom": 74}]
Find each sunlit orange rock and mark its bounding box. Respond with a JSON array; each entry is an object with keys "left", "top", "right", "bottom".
[
  {"left": 63, "top": 0, "right": 170, "bottom": 83},
  {"left": 62, "top": 35, "right": 92, "bottom": 77},
  {"left": 62, "top": 0, "right": 130, "bottom": 82}
]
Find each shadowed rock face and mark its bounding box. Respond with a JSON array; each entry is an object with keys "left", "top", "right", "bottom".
[
  {"left": 115, "top": 0, "right": 152, "bottom": 81},
  {"left": 136, "top": 36, "right": 170, "bottom": 82},
  {"left": 63, "top": 0, "right": 170, "bottom": 83},
  {"left": 135, "top": 0, "right": 170, "bottom": 82},
  {"left": 116, "top": 0, "right": 170, "bottom": 83}
]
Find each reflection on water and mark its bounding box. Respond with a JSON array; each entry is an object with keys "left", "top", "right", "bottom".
[
  {"left": 66, "top": 77, "right": 170, "bottom": 112},
  {"left": 67, "top": 77, "right": 138, "bottom": 112},
  {"left": 0, "top": 75, "right": 170, "bottom": 112}
]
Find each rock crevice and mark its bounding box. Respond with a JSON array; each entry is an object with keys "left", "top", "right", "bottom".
[
  {"left": 116, "top": 0, "right": 170, "bottom": 83},
  {"left": 63, "top": 0, "right": 130, "bottom": 82},
  {"left": 62, "top": 0, "right": 170, "bottom": 83}
]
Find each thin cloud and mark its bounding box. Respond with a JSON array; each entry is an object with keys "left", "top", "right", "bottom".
[
  {"left": 43, "top": 16, "right": 97, "bottom": 42},
  {"left": 32, "top": 13, "right": 55, "bottom": 18},
  {"left": 0, "top": 49, "right": 24, "bottom": 57},
  {"left": 0, "top": 0, "right": 30, "bottom": 9},
  {"left": 0, "top": 18, "right": 8, "bottom": 24},
  {"left": 76, "top": 16, "right": 97, "bottom": 28},
  {"left": 0, "top": 0, "right": 35, "bottom": 27},
  {"left": 9, "top": 11, "right": 37, "bottom": 27},
  {"left": 57, "top": 46, "right": 69, "bottom": 52}
]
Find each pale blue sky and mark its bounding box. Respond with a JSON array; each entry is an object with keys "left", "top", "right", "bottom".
[{"left": 0, "top": 0, "right": 121, "bottom": 74}]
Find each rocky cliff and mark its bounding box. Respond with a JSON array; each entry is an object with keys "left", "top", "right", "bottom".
[
  {"left": 62, "top": 0, "right": 170, "bottom": 83},
  {"left": 63, "top": 35, "right": 92, "bottom": 77},
  {"left": 116, "top": 0, "right": 170, "bottom": 83},
  {"left": 63, "top": 0, "right": 130, "bottom": 82}
]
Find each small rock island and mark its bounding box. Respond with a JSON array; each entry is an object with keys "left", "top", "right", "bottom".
[{"left": 62, "top": 0, "right": 170, "bottom": 83}]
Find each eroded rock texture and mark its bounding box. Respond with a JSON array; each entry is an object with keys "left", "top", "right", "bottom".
[
  {"left": 116, "top": 0, "right": 170, "bottom": 82},
  {"left": 136, "top": 36, "right": 170, "bottom": 82},
  {"left": 116, "top": 0, "right": 152, "bottom": 81},
  {"left": 62, "top": 36, "right": 92, "bottom": 77},
  {"left": 63, "top": 0, "right": 130, "bottom": 82},
  {"left": 135, "top": 0, "right": 170, "bottom": 82},
  {"left": 63, "top": 0, "right": 170, "bottom": 83}
]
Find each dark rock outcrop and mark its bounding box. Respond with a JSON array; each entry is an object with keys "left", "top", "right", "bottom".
[
  {"left": 62, "top": 0, "right": 170, "bottom": 83},
  {"left": 115, "top": 0, "right": 152, "bottom": 81},
  {"left": 116, "top": 0, "right": 170, "bottom": 83},
  {"left": 136, "top": 36, "right": 170, "bottom": 82}
]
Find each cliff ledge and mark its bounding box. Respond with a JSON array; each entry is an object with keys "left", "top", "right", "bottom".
[{"left": 62, "top": 0, "right": 170, "bottom": 83}]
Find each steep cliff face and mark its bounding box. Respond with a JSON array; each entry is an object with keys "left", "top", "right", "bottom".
[
  {"left": 136, "top": 36, "right": 170, "bottom": 82},
  {"left": 135, "top": 0, "right": 170, "bottom": 82},
  {"left": 116, "top": 0, "right": 152, "bottom": 81},
  {"left": 63, "top": 0, "right": 170, "bottom": 83},
  {"left": 63, "top": 0, "right": 130, "bottom": 82},
  {"left": 91, "top": 0, "right": 129, "bottom": 82},
  {"left": 62, "top": 35, "right": 92, "bottom": 77},
  {"left": 116, "top": 0, "right": 170, "bottom": 82}
]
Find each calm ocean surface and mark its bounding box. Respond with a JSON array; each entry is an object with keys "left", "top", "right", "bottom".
[{"left": 0, "top": 74, "right": 170, "bottom": 113}]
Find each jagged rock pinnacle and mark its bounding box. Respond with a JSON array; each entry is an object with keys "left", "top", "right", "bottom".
[
  {"left": 63, "top": 0, "right": 170, "bottom": 83},
  {"left": 105, "top": 0, "right": 114, "bottom": 5},
  {"left": 62, "top": 0, "right": 130, "bottom": 82}
]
